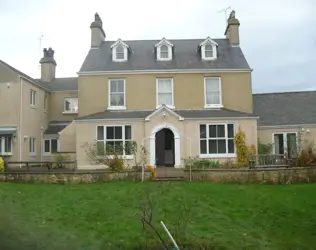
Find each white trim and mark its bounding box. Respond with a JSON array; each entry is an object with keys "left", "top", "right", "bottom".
[
  {"left": 204, "top": 77, "right": 222, "bottom": 108},
  {"left": 111, "top": 39, "right": 129, "bottom": 62},
  {"left": 43, "top": 138, "right": 58, "bottom": 156},
  {"left": 77, "top": 69, "right": 252, "bottom": 75},
  {"left": 145, "top": 105, "right": 184, "bottom": 121},
  {"left": 157, "top": 44, "right": 173, "bottom": 61},
  {"left": 110, "top": 39, "right": 130, "bottom": 49},
  {"left": 29, "top": 137, "right": 36, "bottom": 156},
  {"left": 156, "top": 78, "right": 174, "bottom": 108},
  {"left": 199, "top": 37, "right": 218, "bottom": 47},
  {"left": 63, "top": 97, "right": 78, "bottom": 113},
  {"left": 150, "top": 123, "right": 181, "bottom": 168},
  {"left": 30, "top": 89, "right": 36, "bottom": 106},
  {"left": 0, "top": 136, "right": 13, "bottom": 156},
  {"left": 108, "top": 79, "right": 126, "bottom": 110},
  {"left": 199, "top": 123, "right": 236, "bottom": 158},
  {"left": 272, "top": 132, "right": 299, "bottom": 155},
  {"left": 201, "top": 44, "right": 217, "bottom": 60},
  {"left": 155, "top": 38, "right": 174, "bottom": 48}
]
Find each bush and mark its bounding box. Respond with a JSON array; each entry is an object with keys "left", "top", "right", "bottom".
[
  {"left": 145, "top": 165, "right": 157, "bottom": 179},
  {"left": 108, "top": 154, "right": 124, "bottom": 172},
  {"left": 183, "top": 156, "right": 220, "bottom": 169},
  {"left": 0, "top": 157, "right": 4, "bottom": 172}
]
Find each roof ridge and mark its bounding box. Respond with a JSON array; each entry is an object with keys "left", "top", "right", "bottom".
[
  {"left": 253, "top": 90, "right": 316, "bottom": 95},
  {"left": 103, "top": 38, "right": 228, "bottom": 43}
]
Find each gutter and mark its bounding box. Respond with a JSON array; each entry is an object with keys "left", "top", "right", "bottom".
[{"left": 19, "top": 77, "right": 23, "bottom": 167}]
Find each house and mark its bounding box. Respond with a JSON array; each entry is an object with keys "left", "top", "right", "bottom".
[{"left": 0, "top": 11, "right": 313, "bottom": 169}]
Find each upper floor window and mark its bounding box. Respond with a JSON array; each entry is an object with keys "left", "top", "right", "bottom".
[
  {"left": 44, "top": 94, "right": 48, "bottom": 111},
  {"left": 30, "top": 89, "right": 36, "bottom": 106},
  {"left": 155, "top": 38, "right": 173, "bottom": 61},
  {"left": 0, "top": 136, "right": 12, "bottom": 155},
  {"left": 108, "top": 79, "right": 125, "bottom": 109},
  {"left": 110, "top": 39, "right": 130, "bottom": 62},
  {"left": 200, "top": 37, "right": 218, "bottom": 60},
  {"left": 96, "top": 125, "right": 132, "bottom": 157},
  {"left": 64, "top": 98, "right": 78, "bottom": 113},
  {"left": 156, "top": 78, "right": 174, "bottom": 108},
  {"left": 29, "top": 137, "right": 36, "bottom": 156},
  {"left": 204, "top": 77, "right": 222, "bottom": 108},
  {"left": 199, "top": 124, "right": 235, "bottom": 157}
]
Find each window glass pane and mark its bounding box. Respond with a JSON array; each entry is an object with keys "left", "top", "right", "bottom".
[
  {"left": 110, "top": 81, "right": 117, "bottom": 92},
  {"left": 51, "top": 140, "right": 58, "bottom": 153},
  {"left": 116, "top": 53, "right": 124, "bottom": 59},
  {"left": 206, "top": 92, "right": 220, "bottom": 105},
  {"left": 217, "top": 125, "right": 225, "bottom": 138},
  {"left": 114, "top": 141, "right": 124, "bottom": 154},
  {"left": 0, "top": 138, "right": 2, "bottom": 152},
  {"left": 161, "top": 52, "right": 168, "bottom": 58},
  {"left": 97, "top": 126, "right": 104, "bottom": 140},
  {"left": 44, "top": 140, "right": 50, "bottom": 152},
  {"left": 158, "top": 80, "right": 172, "bottom": 92},
  {"left": 205, "top": 45, "right": 212, "bottom": 51},
  {"left": 205, "top": 50, "right": 213, "bottom": 57},
  {"left": 199, "top": 125, "right": 206, "bottom": 138},
  {"left": 205, "top": 78, "right": 219, "bottom": 92},
  {"left": 125, "top": 141, "right": 133, "bottom": 155},
  {"left": 29, "top": 138, "right": 32, "bottom": 152},
  {"left": 116, "top": 46, "right": 124, "bottom": 53},
  {"left": 106, "top": 127, "right": 114, "bottom": 139},
  {"left": 158, "top": 93, "right": 172, "bottom": 105},
  {"left": 228, "top": 139, "right": 234, "bottom": 153},
  {"left": 200, "top": 140, "right": 207, "bottom": 154},
  {"left": 160, "top": 45, "right": 168, "bottom": 52},
  {"left": 218, "top": 140, "right": 226, "bottom": 153},
  {"left": 209, "top": 125, "right": 217, "bottom": 138},
  {"left": 114, "top": 126, "right": 122, "bottom": 139},
  {"left": 125, "top": 126, "right": 131, "bottom": 140},
  {"left": 209, "top": 140, "right": 217, "bottom": 154},
  {"left": 97, "top": 141, "right": 105, "bottom": 155},
  {"left": 65, "top": 100, "right": 70, "bottom": 111},
  {"left": 117, "top": 80, "right": 124, "bottom": 92},
  {"left": 106, "top": 141, "right": 114, "bottom": 154},
  {"left": 228, "top": 124, "right": 234, "bottom": 138},
  {"left": 5, "top": 137, "right": 11, "bottom": 153},
  {"left": 110, "top": 93, "right": 124, "bottom": 106},
  {"left": 30, "top": 90, "right": 32, "bottom": 104}
]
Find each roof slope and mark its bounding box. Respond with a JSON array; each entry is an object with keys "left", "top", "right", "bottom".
[
  {"left": 76, "top": 108, "right": 257, "bottom": 120},
  {"left": 253, "top": 91, "right": 316, "bottom": 126},
  {"left": 79, "top": 39, "right": 250, "bottom": 72},
  {"left": 36, "top": 77, "right": 78, "bottom": 91}
]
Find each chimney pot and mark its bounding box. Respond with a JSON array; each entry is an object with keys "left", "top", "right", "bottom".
[
  {"left": 39, "top": 47, "right": 57, "bottom": 82},
  {"left": 90, "top": 12, "right": 105, "bottom": 47},
  {"left": 224, "top": 10, "right": 240, "bottom": 46}
]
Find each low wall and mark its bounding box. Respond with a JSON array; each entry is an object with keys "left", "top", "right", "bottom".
[
  {"left": 184, "top": 167, "right": 316, "bottom": 184},
  {"left": 0, "top": 171, "right": 152, "bottom": 184}
]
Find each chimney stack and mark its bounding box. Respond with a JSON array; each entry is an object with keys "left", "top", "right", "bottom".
[
  {"left": 224, "top": 10, "right": 240, "bottom": 46},
  {"left": 90, "top": 13, "right": 106, "bottom": 48},
  {"left": 39, "top": 48, "right": 56, "bottom": 82}
]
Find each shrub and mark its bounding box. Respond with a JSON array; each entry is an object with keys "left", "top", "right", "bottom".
[
  {"left": 108, "top": 153, "right": 124, "bottom": 172},
  {"left": 234, "top": 127, "right": 257, "bottom": 167},
  {"left": 294, "top": 141, "right": 316, "bottom": 167},
  {"left": 0, "top": 156, "right": 4, "bottom": 172},
  {"left": 145, "top": 165, "right": 157, "bottom": 179},
  {"left": 257, "top": 139, "right": 273, "bottom": 154},
  {"left": 183, "top": 156, "right": 220, "bottom": 169}
]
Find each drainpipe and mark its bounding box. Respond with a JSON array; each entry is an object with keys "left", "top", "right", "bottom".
[{"left": 19, "top": 77, "right": 23, "bottom": 167}]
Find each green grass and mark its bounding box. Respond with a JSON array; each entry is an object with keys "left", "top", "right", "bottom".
[{"left": 0, "top": 182, "right": 315, "bottom": 249}]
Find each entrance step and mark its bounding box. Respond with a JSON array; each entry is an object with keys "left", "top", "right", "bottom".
[
  {"left": 154, "top": 177, "right": 185, "bottom": 182},
  {"left": 155, "top": 167, "right": 184, "bottom": 178}
]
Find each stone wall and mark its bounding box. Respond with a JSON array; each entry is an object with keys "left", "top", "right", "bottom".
[
  {"left": 184, "top": 167, "right": 316, "bottom": 184},
  {"left": 0, "top": 171, "right": 152, "bottom": 184}
]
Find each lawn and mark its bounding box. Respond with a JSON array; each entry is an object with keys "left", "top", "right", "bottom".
[{"left": 0, "top": 182, "right": 315, "bottom": 250}]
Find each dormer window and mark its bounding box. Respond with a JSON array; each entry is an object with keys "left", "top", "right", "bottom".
[
  {"left": 110, "top": 39, "right": 130, "bottom": 62},
  {"left": 155, "top": 38, "right": 174, "bottom": 61},
  {"left": 199, "top": 37, "right": 218, "bottom": 60}
]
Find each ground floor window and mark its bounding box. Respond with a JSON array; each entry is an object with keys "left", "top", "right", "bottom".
[
  {"left": 0, "top": 136, "right": 12, "bottom": 155},
  {"left": 273, "top": 132, "right": 298, "bottom": 158},
  {"left": 29, "top": 137, "right": 36, "bottom": 155},
  {"left": 199, "top": 124, "right": 235, "bottom": 157},
  {"left": 44, "top": 139, "right": 58, "bottom": 154},
  {"left": 96, "top": 125, "right": 132, "bottom": 156}
]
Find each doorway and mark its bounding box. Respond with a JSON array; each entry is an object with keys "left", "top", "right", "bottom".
[
  {"left": 273, "top": 132, "right": 298, "bottom": 158},
  {"left": 155, "top": 128, "right": 175, "bottom": 167}
]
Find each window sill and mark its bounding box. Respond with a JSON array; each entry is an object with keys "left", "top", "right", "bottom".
[
  {"left": 199, "top": 154, "right": 236, "bottom": 158},
  {"left": 157, "top": 58, "right": 172, "bottom": 61},
  {"left": 30, "top": 105, "right": 36, "bottom": 109},
  {"left": 156, "top": 105, "right": 175, "bottom": 109},
  {"left": 96, "top": 155, "right": 133, "bottom": 160},
  {"left": 107, "top": 106, "right": 126, "bottom": 110},
  {"left": 0, "top": 153, "right": 12, "bottom": 156},
  {"left": 113, "top": 59, "right": 127, "bottom": 62},
  {"left": 29, "top": 153, "right": 36, "bottom": 157},
  {"left": 204, "top": 104, "right": 223, "bottom": 109},
  {"left": 62, "top": 111, "right": 78, "bottom": 114},
  {"left": 44, "top": 110, "right": 48, "bottom": 113},
  {"left": 202, "top": 57, "right": 217, "bottom": 61}
]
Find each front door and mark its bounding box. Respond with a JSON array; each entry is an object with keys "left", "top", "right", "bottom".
[{"left": 155, "top": 128, "right": 175, "bottom": 167}]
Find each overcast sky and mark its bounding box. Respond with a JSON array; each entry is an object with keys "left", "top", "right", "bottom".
[{"left": 0, "top": 0, "right": 315, "bottom": 93}]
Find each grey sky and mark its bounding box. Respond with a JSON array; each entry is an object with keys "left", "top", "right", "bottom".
[{"left": 0, "top": 0, "right": 315, "bottom": 93}]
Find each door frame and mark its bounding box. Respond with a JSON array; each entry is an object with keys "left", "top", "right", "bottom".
[{"left": 150, "top": 123, "right": 180, "bottom": 168}]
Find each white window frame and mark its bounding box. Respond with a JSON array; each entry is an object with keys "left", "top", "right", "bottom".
[
  {"left": 63, "top": 98, "right": 78, "bottom": 114},
  {"left": 272, "top": 132, "right": 299, "bottom": 156},
  {"left": 157, "top": 45, "right": 173, "bottom": 61},
  {"left": 201, "top": 43, "right": 217, "bottom": 60},
  {"left": 96, "top": 125, "right": 133, "bottom": 159},
  {"left": 199, "top": 123, "right": 236, "bottom": 158},
  {"left": 204, "top": 77, "right": 223, "bottom": 108},
  {"left": 43, "top": 139, "right": 58, "bottom": 156},
  {"left": 44, "top": 94, "right": 48, "bottom": 112},
  {"left": 108, "top": 79, "right": 126, "bottom": 110},
  {"left": 30, "top": 89, "right": 36, "bottom": 106},
  {"left": 0, "top": 136, "right": 12, "bottom": 156},
  {"left": 156, "top": 78, "right": 174, "bottom": 109},
  {"left": 113, "top": 45, "right": 128, "bottom": 62},
  {"left": 29, "top": 137, "right": 36, "bottom": 156}
]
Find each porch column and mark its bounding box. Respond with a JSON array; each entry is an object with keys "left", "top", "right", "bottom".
[
  {"left": 174, "top": 135, "right": 181, "bottom": 168},
  {"left": 149, "top": 136, "right": 156, "bottom": 167}
]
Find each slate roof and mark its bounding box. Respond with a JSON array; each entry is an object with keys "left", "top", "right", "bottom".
[
  {"left": 79, "top": 39, "right": 251, "bottom": 72},
  {"left": 36, "top": 77, "right": 78, "bottom": 91},
  {"left": 253, "top": 91, "right": 316, "bottom": 126},
  {"left": 44, "top": 122, "right": 71, "bottom": 135},
  {"left": 76, "top": 108, "right": 257, "bottom": 120}
]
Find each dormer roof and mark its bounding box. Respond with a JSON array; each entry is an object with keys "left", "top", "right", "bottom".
[
  {"left": 110, "top": 39, "right": 131, "bottom": 51},
  {"left": 155, "top": 38, "right": 174, "bottom": 48},
  {"left": 199, "top": 37, "right": 218, "bottom": 47}
]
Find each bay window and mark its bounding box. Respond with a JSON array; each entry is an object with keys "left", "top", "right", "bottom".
[
  {"left": 199, "top": 124, "right": 235, "bottom": 157},
  {"left": 96, "top": 125, "right": 132, "bottom": 158}
]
